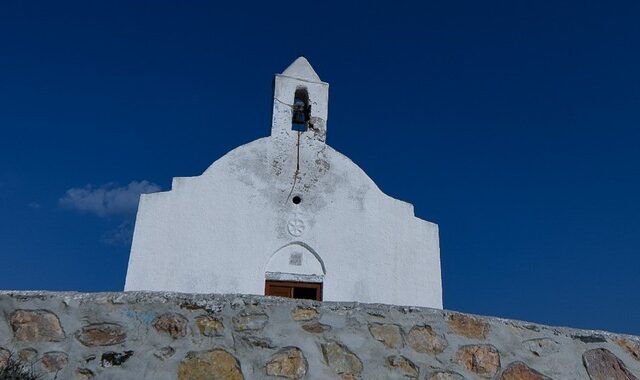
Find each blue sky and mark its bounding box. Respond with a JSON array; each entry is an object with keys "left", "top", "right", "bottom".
[{"left": 1, "top": 1, "right": 639, "bottom": 335}]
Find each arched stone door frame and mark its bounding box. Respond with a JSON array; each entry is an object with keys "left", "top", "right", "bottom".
[{"left": 264, "top": 242, "right": 325, "bottom": 300}]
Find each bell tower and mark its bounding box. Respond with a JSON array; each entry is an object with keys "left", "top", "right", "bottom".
[{"left": 271, "top": 57, "right": 329, "bottom": 142}]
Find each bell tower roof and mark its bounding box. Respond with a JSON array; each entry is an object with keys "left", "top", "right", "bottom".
[{"left": 281, "top": 57, "right": 322, "bottom": 82}]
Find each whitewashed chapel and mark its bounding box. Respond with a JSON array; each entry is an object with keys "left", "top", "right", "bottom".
[{"left": 125, "top": 57, "right": 442, "bottom": 308}]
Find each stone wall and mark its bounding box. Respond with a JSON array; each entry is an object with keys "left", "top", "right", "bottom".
[{"left": 0, "top": 292, "right": 639, "bottom": 379}]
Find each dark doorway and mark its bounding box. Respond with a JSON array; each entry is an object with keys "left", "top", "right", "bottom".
[{"left": 265, "top": 280, "right": 322, "bottom": 301}]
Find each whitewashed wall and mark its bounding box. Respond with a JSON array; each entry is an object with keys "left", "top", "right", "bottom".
[{"left": 125, "top": 58, "right": 442, "bottom": 308}]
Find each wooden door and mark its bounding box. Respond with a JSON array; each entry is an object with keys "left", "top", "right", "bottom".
[{"left": 265, "top": 280, "right": 322, "bottom": 301}]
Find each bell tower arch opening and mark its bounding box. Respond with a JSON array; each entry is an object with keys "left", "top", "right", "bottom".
[{"left": 291, "top": 87, "right": 311, "bottom": 132}]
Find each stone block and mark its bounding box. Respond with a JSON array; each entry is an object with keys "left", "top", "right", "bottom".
[
  {"left": 41, "top": 351, "right": 69, "bottom": 373},
  {"left": 455, "top": 344, "right": 501, "bottom": 378},
  {"left": 426, "top": 371, "right": 464, "bottom": 380},
  {"left": 407, "top": 325, "right": 447, "bottom": 354},
  {"left": 301, "top": 322, "right": 331, "bottom": 333},
  {"left": 266, "top": 347, "right": 307, "bottom": 379},
  {"left": 154, "top": 313, "right": 188, "bottom": 338},
  {"left": 232, "top": 311, "right": 268, "bottom": 331},
  {"left": 523, "top": 338, "right": 559, "bottom": 357},
  {"left": 500, "top": 362, "right": 551, "bottom": 380},
  {"left": 75, "top": 323, "right": 126, "bottom": 346},
  {"left": 617, "top": 338, "right": 640, "bottom": 362},
  {"left": 386, "top": 355, "right": 419, "bottom": 378},
  {"left": 321, "top": 341, "right": 363, "bottom": 377},
  {"left": 583, "top": 348, "right": 637, "bottom": 380},
  {"left": 447, "top": 313, "right": 489, "bottom": 339},
  {"left": 17, "top": 348, "right": 37, "bottom": 363},
  {"left": 291, "top": 307, "right": 319, "bottom": 321},
  {"left": 178, "top": 349, "right": 243, "bottom": 380},
  {"left": 369, "top": 323, "right": 403, "bottom": 348},
  {"left": 195, "top": 315, "right": 224, "bottom": 337},
  {"left": 10, "top": 309, "right": 65, "bottom": 342},
  {"left": 154, "top": 346, "right": 176, "bottom": 361}
]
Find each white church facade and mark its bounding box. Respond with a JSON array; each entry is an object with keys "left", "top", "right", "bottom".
[{"left": 125, "top": 57, "right": 443, "bottom": 308}]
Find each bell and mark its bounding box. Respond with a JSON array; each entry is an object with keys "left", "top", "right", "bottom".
[
  {"left": 292, "top": 110, "right": 306, "bottom": 124},
  {"left": 292, "top": 98, "right": 307, "bottom": 124}
]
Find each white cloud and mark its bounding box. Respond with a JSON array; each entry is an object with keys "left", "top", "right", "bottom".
[{"left": 59, "top": 180, "right": 160, "bottom": 217}]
